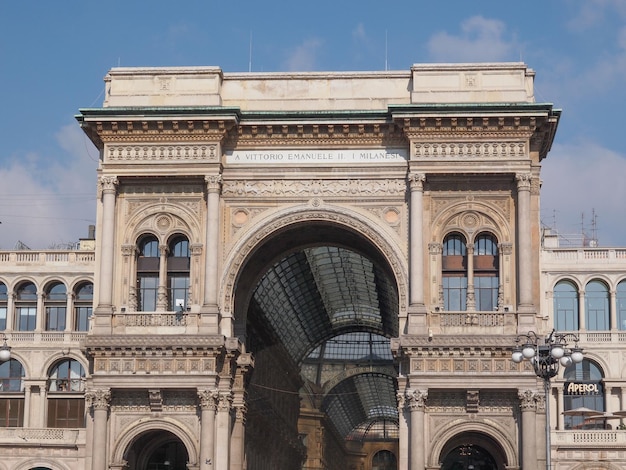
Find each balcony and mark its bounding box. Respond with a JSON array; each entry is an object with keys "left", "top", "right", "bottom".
[
  {"left": 0, "top": 427, "right": 86, "bottom": 447},
  {"left": 430, "top": 310, "right": 516, "bottom": 335},
  {"left": 553, "top": 429, "right": 626, "bottom": 447}
]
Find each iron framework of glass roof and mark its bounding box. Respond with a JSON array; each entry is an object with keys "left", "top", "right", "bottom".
[{"left": 251, "top": 245, "right": 399, "bottom": 440}]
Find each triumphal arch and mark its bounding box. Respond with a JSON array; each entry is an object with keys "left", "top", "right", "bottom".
[{"left": 77, "top": 63, "right": 559, "bottom": 470}]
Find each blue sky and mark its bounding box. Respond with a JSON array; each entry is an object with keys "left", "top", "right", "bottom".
[{"left": 0, "top": 0, "right": 625, "bottom": 248}]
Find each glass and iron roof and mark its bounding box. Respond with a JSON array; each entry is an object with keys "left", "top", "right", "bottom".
[{"left": 251, "top": 245, "right": 399, "bottom": 440}]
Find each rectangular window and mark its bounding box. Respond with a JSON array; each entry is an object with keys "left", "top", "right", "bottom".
[
  {"left": 443, "top": 277, "right": 467, "bottom": 311},
  {"left": 47, "top": 398, "right": 85, "bottom": 428},
  {"left": 138, "top": 275, "right": 158, "bottom": 312},
  {"left": 17, "top": 306, "right": 36, "bottom": 331},
  {"left": 555, "top": 297, "right": 578, "bottom": 331},
  {"left": 475, "top": 276, "right": 499, "bottom": 311},
  {"left": 0, "top": 307, "right": 6, "bottom": 330},
  {"left": 0, "top": 398, "right": 24, "bottom": 427},
  {"left": 46, "top": 306, "right": 66, "bottom": 331},
  {"left": 586, "top": 297, "right": 609, "bottom": 331},
  {"left": 168, "top": 275, "right": 189, "bottom": 311},
  {"left": 75, "top": 306, "right": 91, "bottom": 331}
]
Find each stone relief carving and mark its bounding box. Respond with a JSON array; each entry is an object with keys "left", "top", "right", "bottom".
[
  {"left": 222, "top": 179, "right": 406, "bottom": 198},
  {"left": 413, "top": 141, "right": 526, "bottom": 159},
  {"left": 107, "top": 144, "right": 218, "bottom": 162}
]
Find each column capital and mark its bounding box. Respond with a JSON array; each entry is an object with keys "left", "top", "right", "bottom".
[
  {"left": 518, "top": 389, "right": 540, "bottom": 411},
  {"left": 408, "top": 172, "right": 426, "bottom": 190},
  {"left": 198, "top": 389, "right": 219, "bottom": 411},
  {"left": 98, "top": 175, "right": 119, "bottom": 195},
  {"left": 205, "top": 174, "right": 222, "bottom": 193},
  {"left": 85, "top": 388, "right": 111, "bottom": 410},
  {"left": 406, "top": 389, "right": 428, "bottom": 411},
  {"left": 216, "top": 391, "right": 233, "bottom": 411},
  {"left": 515, "top": 172, "right": 532, "bottom": 191}
]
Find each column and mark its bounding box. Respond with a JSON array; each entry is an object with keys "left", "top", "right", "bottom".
[
  {"left": 86, "top": 388, "right": 111, "bottom": 470},
  {"left": 579, "top": 290, "right": 586, "bottom": 331},
  {"left": 396, "top": 390, "right": 409, "bottom": 470},
  {"left": 610, "top": 289, "right": 617, "bottom": 331},
  {"left": 466, "top": 245, "right": 475, "bottom": 310},
  {"left": 516, "top": 173, "right": 533, "bottom": 310},
  {"left": 198, "top": 389, "right": 218, "bottom": 469},
  {"left": 23, "top": 384, "right": 31, "bottom": 427},
  {"left": 204, "top": 175, "right": 221, "bottom": 307},
  {"left": 230, "top": 404, "right": 247, "bottom": 470},
  {"left": 407, "top": 389, "right": 427, "bottom": 470},
  {"left": 518, "top": 390, "right": 539, "bottom": 468},
  {"left": 214, "top": 391, "right": 232, "bottom": 469},
  {"left": 408, "top": 173, "right": 425, "bottom": 306},
  {"left": 5, "top": 293, "right": 14, "bottom": 331},
  {"left": 36, "top": 292, "right": 44, "bottom": 332},
  {"left": 557, "top": 387, "right": 564, "bottom": 430},
  {"left": 156, "top": 244, "right": 169, "bottom": 311},
  {"left": 97, "top": 176, "right": 118, "bottom": 309},
  {"left": 65, "top": 291, "right": 73, "bottom": 332},
  {"left": 121, "top": 244, "right": 138, "bottom": 311}
]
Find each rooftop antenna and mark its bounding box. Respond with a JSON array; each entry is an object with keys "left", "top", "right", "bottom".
[
  {"left": 249, "top": 31, "right": 253, "bottom": 73},
  {"left": 385, "top": 30, "right": 388, "bottom": 71}
]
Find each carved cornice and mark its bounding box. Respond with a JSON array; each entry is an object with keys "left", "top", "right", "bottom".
[
  {"left": 222, "top": 178, "right": 407, "bottom": 198},
  {"left": 413, "top": 141, "right": 526, "bottom": 159},
  {"left": 106, "top": 144, "right": 219, "bottom": 162},
  {"left": 82, "top": 334, "right": 225, "bottom": 352},
  {"left": 396, "top": 115, "right": 537, "bottom": 138},
  {"left": 224, "top": 122, "right": 406, "bottom": 148},
  {"left": 90, "top": 119, "right": 235, "bottom": 144}
]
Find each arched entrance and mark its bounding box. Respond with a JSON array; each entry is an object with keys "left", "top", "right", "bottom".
[
  {"left": 232, "top": 219, "right": 402, "bottom": 470},
  {"left": 123, "top": 430, "right": 189, "bottom": 470},
  {"left": 439, "top": 432, "right": 507, "bottom": 470}
]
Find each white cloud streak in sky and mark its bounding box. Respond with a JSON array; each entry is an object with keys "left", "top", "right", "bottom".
[
  {"left": 283, "top": 39, "right": 323, "bottom": 71},
  {"left": 541, "top": 141, "right": 626, "bottom": 246},
  {"left": 0, "top": 124, "right": 98, "bottom": 250},
  {"left": 427, "top": 16, "right": 516, "bottom": 62}
]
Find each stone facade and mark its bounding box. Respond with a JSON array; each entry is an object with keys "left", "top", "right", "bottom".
[{"left": 0, "top": 63, "right": 622, "bottom": 470}]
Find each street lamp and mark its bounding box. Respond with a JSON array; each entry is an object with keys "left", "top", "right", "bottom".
[
  {"left": 0, "top": 334, "right": 10, "bottom": 362},
  {"left": 511, "top": 330, "right": 583, "bottom": 470}
]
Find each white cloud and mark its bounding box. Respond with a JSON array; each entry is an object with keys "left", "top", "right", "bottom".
[
  {"left": 567, "top": 0, "right": 626, "bottom": 30},
  {"left": 540, "top": 141, "right": 626, "bottom": 246},
  {"left": 427, "top": 16, "right": 516, "bottom": 62},
  {"left": 0, "top": 124, "right": 98, "bottom": 250},
  {"left": 283, "top": 39, "right": 323, "bottom": 71}
]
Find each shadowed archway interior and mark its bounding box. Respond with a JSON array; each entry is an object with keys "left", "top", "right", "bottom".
[{"left": 235, "top": 223, "right": 400, "bottom": 469}]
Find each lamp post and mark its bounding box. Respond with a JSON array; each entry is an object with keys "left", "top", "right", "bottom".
[
  {"left": 0, "top": 334, "right": 10, "bottom": 362},
  {"left": 511, "top": 330, "right": 583, "bottom": 470}
]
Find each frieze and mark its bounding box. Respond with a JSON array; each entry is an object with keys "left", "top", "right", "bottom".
[
  {"left": 413, "top": 141, "right": 526, "bottom": 159},
  {"left": 93, "top": 356, "right": 217, "bottom": 375},
  {"left": 222, "top": 179, "right": 407, "bottom": 198},
  {"left": 223, "top": 209, "right": 408, "bottom": 318},
  {"left": 106, "top": 144, "right": 218, "bottom": 163}
]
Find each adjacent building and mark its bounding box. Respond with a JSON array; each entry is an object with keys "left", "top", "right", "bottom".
[{"left": 0, "top": 62, "right": 623, "bottom": 470}]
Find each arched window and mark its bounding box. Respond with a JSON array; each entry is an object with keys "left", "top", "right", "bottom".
[
  {"left": 372, "top": 450, "right": 397, "bottom": 470},
  {"left": 15, "top": 282, "right": 37, "bottom": 331},
  {"left": 617, "top": 280, "right": 626, "bottom": 330},
  {"left": 137, "top": 235, "right": 160, "bottom": 312},
  {"left": 74, "top": 282, "right": 93, "bottom": 332},
  {"left": 585, "top": 280, "right": 609, "bottom": 331},
  {"left": 474, "top": 233, "right": 499, "bottom": 311},
  {"left": 45, "top": 282, "right": 66, "bottom": 331},
  {"left": 0, "top": 359, "right": 25, "bottom": 427},
  {"left": 554, "top": 281, "right": 579, "bottom": 331},
  {"left": 167, "top": 235, "right": 190, "bottom": 311},
  {"left": 0, "top": 283, "right": 7, "bottom": 330},
  {"left": 442, "top": 233, "right": 467, "bottom": 311},
  {"left": 47, "top": 359, "right": 85, "bottom": 428},
  {"left": 563, "top": 359, "right": 604, "bottom": 429}
]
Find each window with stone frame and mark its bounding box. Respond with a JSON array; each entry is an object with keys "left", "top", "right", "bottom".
[
  {"left": 136, "top": 234, "right": 160, "bottom": 312},
  {"left": 74, "top": 282, "right": 93, "bottom": 331},
  {"left": 0, "top": 359, "right": 25, "bottom": 427},
  {"left": 167, "top": 235, "right": 190, "bottom": 311},
  {"left": 15, "top": 281, "right": 37, "bottom": 331},
  {"left": 47, "top": 359, "right": 86, "bottom": 428},
  {"left": 45, "top": 281, "right": 67, "bottom": 331},
  {"left": 473, "top": 233, "right": 499, "bottom": 311},
  {"left": 442, "top": 233, "right": 468, "bottom": 311}
]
